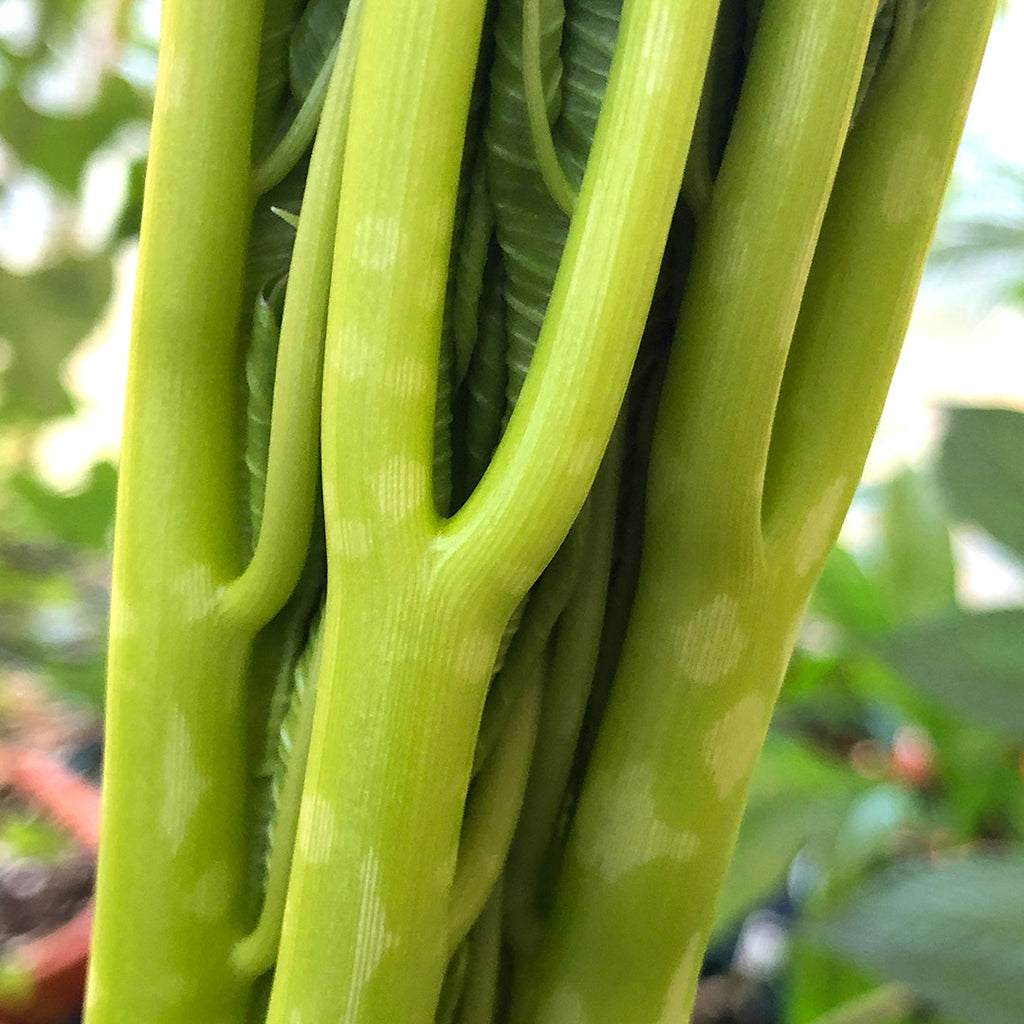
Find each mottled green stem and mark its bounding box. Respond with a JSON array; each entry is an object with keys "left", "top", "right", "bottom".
[
  {"left": 266, "top": 0, "right": 718, "bottom": 1019},
  {"left": 513, "top": 1, "right": 878, "bottom": 1020},
  {"left": 85, "top": 3, "right": 262, "bottom": 1021},
  {"left": 518, "top": 2, "right": 995, "bottom": 1023}
]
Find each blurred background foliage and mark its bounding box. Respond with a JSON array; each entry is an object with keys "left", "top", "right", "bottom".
[{"left": 0, "top": 3, "right": 1022, "bottom": 1024}]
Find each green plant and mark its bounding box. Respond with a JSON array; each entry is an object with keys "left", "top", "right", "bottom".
[{"left": 84, "top": 2, "right": 998, "bottom": 1023}]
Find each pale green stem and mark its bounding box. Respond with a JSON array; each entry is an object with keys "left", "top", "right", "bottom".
[
  {"left": 644, "top": 0, "right": 878, "bottom": 562},
  {"left": 220, "top": 2, "right": 362, "bottom": 632},
  {"left": 448, "top": 655, "right": 544, "bottom": 953},
  {"left": 522, "top": 0, "right": 577, "bottom": 216},
  {"left": 264, "top": 0, "right": 491, "bottom": 1020},
  {"left": 84, "top": 3, "right": 263, "bottom": 1022},
  {"left": 807, "top": 984, "right": 917, "bottom": 1024},
  {"left": 512, "top": 3, "right": 880, "bottom": 1022}
]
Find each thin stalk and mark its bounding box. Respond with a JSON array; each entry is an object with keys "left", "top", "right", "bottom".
[
  {"left": 220, "top": 1, "right": 363, "bottom": 631},
  {"left": 440, "top": 0, "right": 721, "bottom": 592},
  {"left": 504, "top": 420, "right": 624, "bottom": 960},
  {"left": 522, "top": 0, "right": 577, "bottom": 215},
  {"left": 448, "top": 653, "right": 544, "bottom": 953},
  {"left": 84, "top": 3, "right": 263, "bottom": 1022},
  {"left": 459, "top": 885, "right": 504, "bottom": 1024},
  {"left": 762, "top": 0, "right": 998, "bottom": 546}
]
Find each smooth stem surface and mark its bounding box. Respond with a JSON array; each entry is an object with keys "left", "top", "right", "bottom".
[
  {"left": 269, "top": 0, "right": 720, "bottom": 1018},
  {"left": 648, "top": 0, "right": 877, "bottom": 558},
  {"left": 85, "top": 2, "right": 262, "bottom": 1021}
]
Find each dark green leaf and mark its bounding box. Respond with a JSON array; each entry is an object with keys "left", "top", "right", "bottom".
[
  {"left": 939, "top": 407, "right": 1024, "bottom": 560},
  {"left": 289, "top": 0, "right": 349, "bottom": 102},
  {"left": 0, "top": 255, "right": 113, "bottom": 421},
  {"left": 884, "top": 610, "right": 1024, "bottom": 740},
  {"left": 812, "top": 856, "right": 1024, "bottom": 1024}
]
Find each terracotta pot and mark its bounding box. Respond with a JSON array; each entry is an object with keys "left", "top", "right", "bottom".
[{"left": 0, "top": 745, "right": 100, "bottom": 1024}]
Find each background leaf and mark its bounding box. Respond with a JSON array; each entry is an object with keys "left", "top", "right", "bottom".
[
  {"left": 811, "top": 856, "right": 1024, "bottom": 1024},
  {"left": 939, "top": 407, "right": 1024, "bottom": 561},
  {"left": 884, "top": 609, "right": 1024, "bottom": 740}
]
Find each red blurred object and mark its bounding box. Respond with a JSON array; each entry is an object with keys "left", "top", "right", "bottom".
[
  {"left": 888, "top": 724, "right": 936, "bottom": 790},
  {"left": 0, "top": 745, "right": 100, "bottom": 1024}
]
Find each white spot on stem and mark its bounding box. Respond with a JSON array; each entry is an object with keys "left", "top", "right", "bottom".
[
  {"left": 337, "top": 325, "right": 375, "bottom": 383},
  {"left": 641, "top": 3, "right": 677, "bottom": 97},
  {"left": 538, "top": 986, "right": 588, "bottom": 1024},
  {"left": 335, "top": 519, "right": 373, "bottom": 560},
  {"left": 374, "top": 456, "right": 428, "bottom": 521},
  {"left": 173, "top": 562, "right": 219, "bottom": 622},
  {"left": 297, "top": 793, "right": 337, "bottom": 866},
  {"left": 384, "top": 356, "right": 432, "bottom": 400},
  {"left": 673, "top": 594, "right": 745, "bottom": 685},
  {"left": 352, "top": 215, "right": 403, "bottom": 272},
  {"left": 576, "top": 764, "right": 699, "bottom": 882},
  {"left": 455, "top": 629, "right": 496, "bottom": 681},
  {"left": 794, "top": 477, "right": 846, "bottom": 576},
  {"left": 702, "top": 693, "right": 768, "bottom": 798},
  {"left": 160, "top": 709, "right": 208, "bottom": 854},
  {"left": 341, "top": 847, "right": 398, "bottom": 1024},
  {"left": 188, "top": 860, "right": 230, "bottom": 921}
]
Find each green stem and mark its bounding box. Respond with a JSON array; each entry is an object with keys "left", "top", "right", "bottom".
[
  {"left": 459, "top": 885, "right": 504, "bottom": 1024},
  {"left": 472, "top": 510, "right": 585, "bottom": 776},
  {"left": 231, "top": 622, "right": 323, "bottom": 978},
  {"left": 522, "top": 0, "right": 577, "bottom": 216},
  {"left": 505, "top": 421, "right": 624, "bottom": 959},
  {"left": 252, "top": 34, "right": 339, "bottom": 197},
  {"left": 441, "top": 0, "right": 720, "bottom": 592},
  {"left": 266, "top": 0, "right": 719, "bottom": 1019},
  {"left": 220, "top": 1, "right": 362, "bottom": 631},
  {"left": 448, "top": 654, "right": 543, "bottom": 953},
  {"left": 85, "top": 3, "right": 263, "bottom": 1022},
  {"left": 762, "top": 0, "right": 998, "bottom": 548}
]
